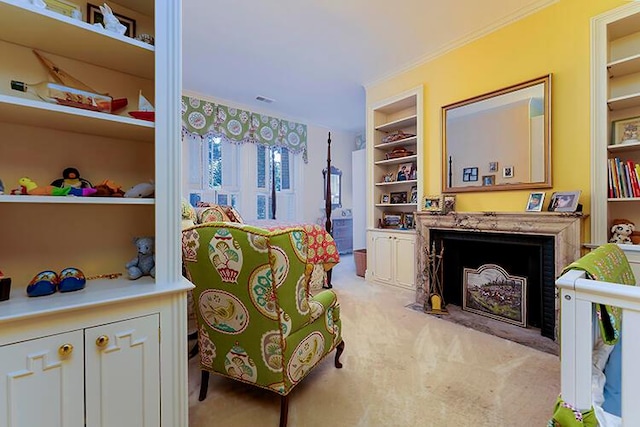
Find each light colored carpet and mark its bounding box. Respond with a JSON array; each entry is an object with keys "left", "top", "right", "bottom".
[{"left": 188, "top": 254, "right": 560, "bottom": 426}]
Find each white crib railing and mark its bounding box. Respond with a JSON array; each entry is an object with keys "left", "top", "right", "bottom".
[{"left": 556, "top": 269, "right": 640, "bottom": 424}]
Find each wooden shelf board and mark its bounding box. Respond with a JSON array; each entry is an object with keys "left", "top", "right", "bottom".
[
  {"left": 0, "top": 195, "right": 154, "bottom": 204},
  {"left": 607, "top": 92, "right": 640, "bottom": 110},
  {"left": 608, "top": 54, "right": 640, "bottom": 78},
  {"left": 0, "top": 94, "right": 154, "bottom": 142},
  {"left": 375, "top": 203, "right": 418, "bottom": 207},
  {"left": 374, "top": 136, "right": 417, "bottom": 150},
  {"left": 0, "top": 0, "right": 154, "bottom": 79},
  {"left": 608, "top": 141, "right": 640, "bottom": 152},
  {"left": 375, "top": 180, "right": 418, "bottom": 186},
  {"left": 608, "top": 197, "right": 640, "bottom": 202},
  {"left": 374, "top": 155, "right": 418, "bottom": 166},
  {"left": 609, "top": 12, "right": 640, "bottom": 41},
  {"left": 374, "top": 115, "right": 417, "bottom": 132}
]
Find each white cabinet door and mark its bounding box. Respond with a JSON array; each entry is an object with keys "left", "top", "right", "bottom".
[
  {"left": 393, "top": 234, "right": 416, "bottom": 289},
  {"left": 85, "top": 314, "right": 160, "bottom": 427},
  {"left": 371, "top": 231, "right": 393, "bottom": 283},
  {"left": 0, "top": 330, "right": 84, "bottom": 427}
]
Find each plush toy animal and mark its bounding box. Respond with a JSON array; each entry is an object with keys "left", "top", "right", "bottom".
[
  {"left": 126, "top": 236, "right": 155, "bottom": 280},
  {"left": 124, "top": 181, "right": 155, "bottom": 198},
  {"left": 610, "top": 220, "right": 635, "bottom": 244}
]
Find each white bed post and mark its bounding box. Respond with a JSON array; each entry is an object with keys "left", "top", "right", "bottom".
[{"left": 622, "top": 309, "right": 640, "bottom": 422}]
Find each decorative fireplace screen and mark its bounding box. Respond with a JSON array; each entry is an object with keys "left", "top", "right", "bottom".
[{"left": 462, "top": 264, "right": 527, "bottom": 327}]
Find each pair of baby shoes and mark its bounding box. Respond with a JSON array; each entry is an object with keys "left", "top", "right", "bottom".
[{"left": 27, "top": 268, "right": 86, "bottom": 297}]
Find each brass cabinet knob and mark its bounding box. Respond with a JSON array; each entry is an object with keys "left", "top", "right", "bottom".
[
  {"left": 96, "top": 335, "right": 110, "bottom": 347},
  {"left": 58, "top": 343, "right": 73, "bottom": 356}
]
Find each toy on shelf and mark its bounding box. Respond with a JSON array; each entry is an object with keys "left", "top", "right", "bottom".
[
  {"left": 15, "top": 177, "right": 97, "bottom": 196},
  {"left": 124, "top": 180, "right": 154, "bottom": 198},
  {"left": 51, "top": 167, "right": 93, "bottom": 189},
  {"left": 128, "top": 91, "right": 155, "bottom": 122},
  {"left": 93, "top": 3, "right": 127, "bottom": 35},
  {"left": 0, "top": 178, "right": 4, "bottom": 194},
  {"left": 0, "top": 270, "right": 11, "bottom": 302},
  {"left": 126, "top": 236, "right": 155, "bottom": 280},
  {"left": 92, "top": 179, "right": 125, "bottom": 197}
]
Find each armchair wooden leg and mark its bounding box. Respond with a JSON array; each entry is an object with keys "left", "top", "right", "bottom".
[
  {"left": 189, "top": 342, "right": 199, "bottom": 360},
  {"left": 279, "top": 395, "right": 289, "bottom": 427},
  {"left": 323, "top": 269, "right": 333, "bottom": 289},
  {"left": 334, "top": 339, "right": 345, "bottom": 368},
  {"left": 198, "top": 370, "right": 210, "bottom": 401}
]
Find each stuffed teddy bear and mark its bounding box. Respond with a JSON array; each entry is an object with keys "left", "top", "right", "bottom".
[
  {"left": 126, "top": 236, "right": 155, "bottom": 280},
  {"left": 610, "top": 219, "right": 635, "bottom": 244}
]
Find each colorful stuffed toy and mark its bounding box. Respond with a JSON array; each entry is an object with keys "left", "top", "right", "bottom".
[
  {"left": 609, "top": 219, "right": 635, "bottom": 244},
  {"left": 51, "top": 167, "right": 93, "bottom": 189},
  {"left": 16, "top": 177, "right": 96, "bottom": 196},
  {"left": 92, "top": 179, "right": 125, "bottom": 197}
]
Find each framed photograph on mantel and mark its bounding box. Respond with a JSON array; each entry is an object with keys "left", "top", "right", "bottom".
[{"left": 548, "top": 190, "right": 581, "bottom": 213}]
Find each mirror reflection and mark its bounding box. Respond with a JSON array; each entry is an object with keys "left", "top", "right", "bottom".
[
  {"left": 442, "top": 75, "right": 552, "bottom": 193},
  {"left": 323, "top": 166, "right": 342, "bottom": 208}
]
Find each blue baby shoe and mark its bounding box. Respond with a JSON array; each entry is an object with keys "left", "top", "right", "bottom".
[
  {"left": 27, "top": 270, "right": 59, "bottom": 297},
  {"left": 58, "top": 267, "right": 86, "bottom": 293}
]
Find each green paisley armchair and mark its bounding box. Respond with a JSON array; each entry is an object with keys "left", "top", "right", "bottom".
[{"left": 182, "top": 222, "right": 345, "bottom": 427}]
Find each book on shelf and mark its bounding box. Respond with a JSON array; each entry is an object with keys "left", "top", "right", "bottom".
[{"left": 608, "top": 157, "right": 640, "bottom": 198}]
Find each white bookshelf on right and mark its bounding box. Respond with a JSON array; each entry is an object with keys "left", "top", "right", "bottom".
[{"left": 592, "top": 2, "right": 640, "bottom": 276}]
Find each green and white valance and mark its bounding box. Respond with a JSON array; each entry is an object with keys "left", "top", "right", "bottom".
[{"left": 181, "top": 95, "right": 308, "bottom": 162}]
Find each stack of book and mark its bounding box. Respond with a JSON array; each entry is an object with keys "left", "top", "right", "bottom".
[{"left": 608, "top": 157, "right": 640, "bottom": 198}]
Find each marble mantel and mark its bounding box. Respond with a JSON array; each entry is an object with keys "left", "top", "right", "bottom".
[{"left": 414, "top": 211, "right": 586, "bottom": 307}]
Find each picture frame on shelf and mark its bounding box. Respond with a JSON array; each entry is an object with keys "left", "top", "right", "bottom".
[
  {"left": 380, "top": 193, "right": 390, "bottom": 204},
  {"left": 403, "top": 213, "right": 415, "bottom": 229},
  {"left": 463, "top": 167, "right": 478, "bottom": 182},
  {"left": 44, "top": 0, "right": 82, "bottom": 19},
  {"left": 87, "top": 3, "right": 137, "bottom": 37},
  {"left": 525, "top": 192, "right": 545, "bottom": 212},
  {"left": 383, "top": 172, "right": 395, "bottom": 183},
  {"left": 489, "top": 161, "right": 498, "bottom": 172},
  {"left": 396, "top": 163, "right": 413, "bottom": 181},
  {"left": 424, "top": 195, "right": 444, "bottom": 212},
  {"left": 443, "top": 194, "right": 456, "bottom": 213},
  {"left": 612, "top": 116, "right": 640, "bottom": 145},
  {"left": 382, "top": 212, "right": 403, "bottom": 229},
  {"left": 482, "top": 175, "right": 495, "bottom": 186},
  {"left": 390, "top": 191, "right": 408, "bottom": 204},
  {"left": 548, "top": 190, "right": 581, "bottom": 212},
  {"left": 410, "top": 185, "right": 418, "bottom": 204},
  {"left": 502, "top": 166, "right": 514, "bottom": 178}
]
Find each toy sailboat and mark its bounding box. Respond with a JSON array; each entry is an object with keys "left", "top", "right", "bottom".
[{"left": 128, "top": 91, "right": 155, "bottom": 122}]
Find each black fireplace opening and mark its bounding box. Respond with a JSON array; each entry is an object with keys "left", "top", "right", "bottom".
[{"left": 431, "top": 229, "right": 555, "bottom": 339}]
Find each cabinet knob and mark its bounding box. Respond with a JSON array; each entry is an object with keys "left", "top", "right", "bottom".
[
  {"left": 96, "top": 335, "right": 110, "bottom": 348},
  {"left": 58, "top": 343, "right": 74, "bottom": 356}
]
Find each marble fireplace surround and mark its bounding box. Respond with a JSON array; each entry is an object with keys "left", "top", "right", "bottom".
[{"left": 414, "top": 212, "right": 584, "bottom": 337}]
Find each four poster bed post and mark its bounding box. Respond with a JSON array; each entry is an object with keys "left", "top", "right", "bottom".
[{"left": 324, "top": 132, "right": 333, "bottom": 289}]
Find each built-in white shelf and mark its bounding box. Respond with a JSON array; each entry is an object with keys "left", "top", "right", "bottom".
[
  {"left": 374, "top": 136, "right": 417, "bottom": 150},
  {"left": 608, "top": 91, "right": 640, "bottom": 110},
  {"left": 608, "top": 140, "right": 640, "bottom": 152},
  {"left": 608, "top": 53, "right": 640, "bottom": 78},
  {"left": 375, "top": 203, "right": 418, "bottom": 207},
  {"left": 0, "top": 94, "right": 154, "bottom": 142},
  {"left": 0, "top": 0, "right": 154, "bottom": 79},
  {"left": 0, "top": 195, "right": 154, "bottom": 204},
  {"left": 374, "top": 115, "right": 417, "bottom": 133},
  {"left": 608, "top": 197, "right": 640, "bottom": 202},
  {"left": 375, "top": 179, "right": 418, "bottom": 186},
  {"left": 374, "top": 155, "right": 418, "bottom": 166}
]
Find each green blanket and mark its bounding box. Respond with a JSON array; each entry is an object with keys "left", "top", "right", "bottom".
[{"left": 549, "top": 243, "right": 635, "bottom": 426}]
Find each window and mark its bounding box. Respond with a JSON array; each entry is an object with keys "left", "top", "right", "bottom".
[{"left": 256, "top": 145, "right": 295, "bottom": 220}]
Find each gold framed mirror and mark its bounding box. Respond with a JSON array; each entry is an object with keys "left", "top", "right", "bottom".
[{"left": 442, "top": 74, "right": 552, "bottom": 193}]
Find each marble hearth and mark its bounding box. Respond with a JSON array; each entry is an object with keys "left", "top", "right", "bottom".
[{"left": 414, "top": 212, "right": 585, "bottom": 339}]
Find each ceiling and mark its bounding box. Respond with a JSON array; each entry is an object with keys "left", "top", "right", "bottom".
[{"left": 182, "top": 0, "right": 555, "bottom": 133}]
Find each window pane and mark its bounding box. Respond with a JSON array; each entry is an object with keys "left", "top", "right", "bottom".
[
  {"left": 257, "top": 145, "right": 266, "bottom": 188},
  {"left": 273, "top": 147, "right": 281, "bottom": 191},
  {"left": 217, "top": 194, "right": 228, "bottom": 206},
  {"left": 281, "top": 148, "right": 290, "bottom": 190},
  {"left": 206, "top": 136, "right": 222, "bottom": 188},
  {"left": 257, "top": 195, "right": 267, "bottom": 219}
]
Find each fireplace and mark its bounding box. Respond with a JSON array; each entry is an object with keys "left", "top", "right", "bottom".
[
  {"left": 431, "top": 229, "right": 555, "bottom": 338},
  {"left": 414, "top": 212, "right": 584, "bottom": 340}
]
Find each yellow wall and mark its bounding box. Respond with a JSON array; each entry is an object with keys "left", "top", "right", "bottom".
[{"left": 366, "top": 0, "right": 625, "bottom": 223}]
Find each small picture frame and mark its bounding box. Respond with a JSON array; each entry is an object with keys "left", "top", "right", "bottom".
[
  {"left": 382, "top": 212, "right": 403, "bottom": 228},
  {"left": 87, "top": 3, "right": 137, "bottom": 37},
  {"left": 424, "top": 195, "right": 444, "bottom": 212},
  {"left": 443, "top": 194, "right": 456, "bottom": 213},
  {"left": 548, "top": 191, "right": 581, "bottom": 212},
  {"left": 44, "top": 0, "right": 82, "bottom": 18},
  {"left": 410, "top": 185, "right": 418, "bottom": 204},
  {"left": 396, "top": 163, "right": 413, "bottom": 181},
  {"left": 462, "top": 167, "right": 478, "bottom": 182},
  {"left": 380, "top": 193, "right": 390, "bottom": 204},
  {"left": 489, "top": 161, "right": 498, "bottom": 172},
  {"left": 390, "top": 191, "right": 408, "bottom": 204},
  {"left": 502, "top": 166, "right": 514, "bottom": 178},
  {"left": 403, "top": 213, "right": 415, "bottom": 229},
  {"left": 383, "top": 172, "right": 395, "bottom": 183},
  {"left": 525, "top": 192, "right": 545, "bottom": 212},
  {"left": 482, "top": 175, "right": 495, "bottom": 186},
  {"left": 612, "top": 116, "right": 640, "bottom": 145}
]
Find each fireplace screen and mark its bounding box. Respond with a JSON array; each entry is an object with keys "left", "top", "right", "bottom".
[{"left": 462, "top": 264, "right": 527, "bottom": 327}]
